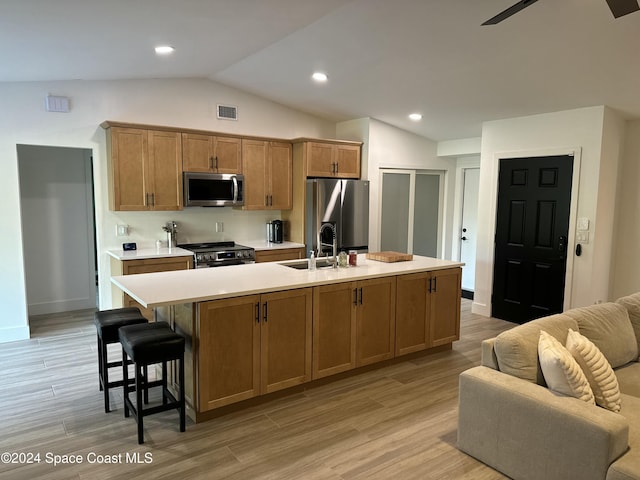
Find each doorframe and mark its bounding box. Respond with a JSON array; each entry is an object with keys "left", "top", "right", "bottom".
[
  {"left": 452, "top": 157, "right": 481, "bottom": 262},
  {"left": 481, "top": 147, "right": 582, "bottom": 315},
  {"left": 378, "top": 168, "right": 446, "bottom": 257}
]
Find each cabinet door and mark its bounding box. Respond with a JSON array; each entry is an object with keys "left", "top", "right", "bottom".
[
  {"left": 356, "top": 277, "right": 396, "bottom": 367},
  {"left": 395, "top": 272, "right": 430, "bottom": 356},
  {"left": 260, "top": 288, "right": 312, "bottom": 394},
  {"left": 335, "top": 144, "right": 361, "bottom": 179},
  {"left": 312, "top": 283, "right": 357, "bottom": 379},
  {"left": 147, "top": 130, "right": 183, "bottom": 210},
  {"left": 430, "top": 268, "right": 462, "bottom": 346},
  {"left": 182, "top": 133, "right": 214, "bottom": 172},
  {"left": 214, "top": 136, "right": 242, "bottom": 174},
  {"left": 306, "top": 142, "right": 335, "bottom": 177},
  {"left": 268, "top": 141, "right": 292, "bottom": 209},
  {"left": 198, "top": 296, "right": 261, "bottom": 411},
  {"left": 242, "top": 139, "right": 269, "bottom": 209},
  {"left": 110, "top": 127, "right": 147, "bottom": 210},
  {"left": 254, "top": 248, "right": 305, "bottom": 263}
]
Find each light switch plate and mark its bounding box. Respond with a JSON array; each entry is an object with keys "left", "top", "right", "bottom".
[
  {"left": 116, "top": 224, "right": 129, "bottom": 237},
  {"left": 576, "top": 231, "right": 589, "bottom": 243},
  {"left": 577, "top": 217, "right": 590, "bottom": 231},
  {"left": 215, "top": 222, "right": 223, "bottom": 233}
]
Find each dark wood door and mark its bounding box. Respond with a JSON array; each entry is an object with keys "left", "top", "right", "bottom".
[{"left": 492, "top": 155, "right": 573, "bottom": 323}]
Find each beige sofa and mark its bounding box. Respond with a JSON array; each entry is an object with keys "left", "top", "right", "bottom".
[{"left": 458, "top": 293, "right": 640, "bottom": 480}]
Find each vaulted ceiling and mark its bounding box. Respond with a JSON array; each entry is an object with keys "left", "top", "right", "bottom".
[{"left": 1, "top": 0, "right": 639, "bottom": 140}]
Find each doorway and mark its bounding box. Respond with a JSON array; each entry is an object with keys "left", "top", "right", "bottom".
[
  {"left": 491, "top": 155, "right": 573, "bottom": 323},
  {"left": 460, "top": 168, "right": 480, "bottom": 298},
  {"left": 18, "top": 145, "right": 97, "bottom": 316},
  {"left": 380, "top": 169, "right": 444, "bottom": 257}
]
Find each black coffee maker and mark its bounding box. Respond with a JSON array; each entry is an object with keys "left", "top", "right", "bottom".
[{"left": 267, "top": 220, "right": 283, "bottom": 243}]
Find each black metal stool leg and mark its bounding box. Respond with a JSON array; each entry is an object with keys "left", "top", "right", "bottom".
[
  {"left": 97, "top": 334, "right": 104, "bottom": 392},
  {"left": 143, "top": 364, "right": 149, "bottom": 404},
  {"left": 101, "top": 338, "right": 110, "bottom": 412},
  {"left": 136, "top": 362, "right": 144, "bottom": 444},
  {"left": 162, "top": 361, "right": 168, "bottom": 406},
  {"left": 179, "top": 354, "right": 185, "bottom": 433},
  {"left": 122, "top": 347, "right": 130, "bottom": 418}
]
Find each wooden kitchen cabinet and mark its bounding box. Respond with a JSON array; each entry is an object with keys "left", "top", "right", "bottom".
[
  {"left": 395, "top": 268, "right": 462, "bottom": 355},
  {"left": 355, "top": 276, "right": 396, "bottom": 366},
  {"left": 197, "top": 288, "right": 312, "bottom": 411},
  {"left": 110, "top": 256, "right": 193, "bottom": 321},
  {"left": 106, "top": 126, "right": 183, "bottom": 211},
  {"left": 306, "top": 141, "right": 361, "bottom": 179},
  {"left": 182, "top": 133, "right": 242, "bottom": 174},
  {"left": 242, "top": 139, "right": 292, "bottom": 210},
  {"left": 254, "top": 247, "right": 306, "bottom": 263},
  {"left": 312, "top": 283, "right": 357, "bottom": 379},
  {"left": 312, "top": 276, "right": 396, "bottom": 376},
  {"left": 429, "top": 268, "right": 462, "bottom": 346}
]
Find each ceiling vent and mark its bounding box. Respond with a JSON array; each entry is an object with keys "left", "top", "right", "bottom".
[{"left": 217, "top": 104, "right": 237, "bottom": 120}]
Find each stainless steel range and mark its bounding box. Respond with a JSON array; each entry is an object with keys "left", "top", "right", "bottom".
[{"left": 178, "top": 241, "right": 255, "bottom": 268}]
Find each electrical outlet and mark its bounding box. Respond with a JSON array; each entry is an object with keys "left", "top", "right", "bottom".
[
  {"left": 576, "top": 231, "right": 589, "bottom": 243},
  {"left": 116, "top": 224, "right": 129, "bottom": 237},
  {"left": 215, "top": 222, "right": 224, "bottom": 233}
]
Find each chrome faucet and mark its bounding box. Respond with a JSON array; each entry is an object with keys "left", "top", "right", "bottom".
[{"left": 318, "top": 222, "right": 337, "bottom": 268}]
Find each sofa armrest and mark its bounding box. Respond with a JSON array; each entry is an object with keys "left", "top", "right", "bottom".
[{"left": 458, "top": 366, "right": 629, "bottom": 480}]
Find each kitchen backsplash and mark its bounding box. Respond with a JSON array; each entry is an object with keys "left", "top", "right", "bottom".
[{"left": 105, "top": 207, "right": 280, "bottom": 249}]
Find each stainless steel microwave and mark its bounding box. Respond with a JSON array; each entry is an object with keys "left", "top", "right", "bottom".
[{"left": 183, "top": 172, "right": 244, "bottom": 207}]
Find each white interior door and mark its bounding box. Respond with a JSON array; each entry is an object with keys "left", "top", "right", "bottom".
[{"left": 460, "top": 168, "right": 480, "bottom": 292}]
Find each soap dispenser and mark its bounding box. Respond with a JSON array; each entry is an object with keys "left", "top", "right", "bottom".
[{"left": 309, "top": 250, "right": 316, "bottom": 271}]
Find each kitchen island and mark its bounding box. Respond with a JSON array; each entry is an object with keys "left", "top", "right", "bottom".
[{"left": 111, "top": 254, "right": 463, "bottom": 422}]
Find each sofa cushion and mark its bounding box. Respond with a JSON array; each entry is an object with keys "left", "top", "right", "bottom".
[
  {"left": 564, "top": 303, "right": 638, "bottom": 368},
  {"left": 607, "top": 394, "right": 640, "bottom": 480},
  {"left": 614, "top": 362, "right": 640, "bottom": 398},
  {"left": 566, "top": 328, "right": 621, "bottom": 412},
  {"left": 494, "top": 313, "right": 578, "bottom": 384},
  {"left": 616, "top": 292, "right": 640, "bottom": 356},
  {"left": 539, "top": 330, "right": 595, "bottom": 404}
]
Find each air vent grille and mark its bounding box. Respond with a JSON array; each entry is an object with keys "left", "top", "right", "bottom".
[{"left": 217, "top": 104, "right": 238, "bottom": 120}]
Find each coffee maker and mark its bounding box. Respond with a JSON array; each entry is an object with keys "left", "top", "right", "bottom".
[{"left": 267, "top": 220, "right": 283, "bottom": 243}]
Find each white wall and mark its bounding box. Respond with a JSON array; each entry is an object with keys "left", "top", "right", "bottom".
[
  {"left": 474, "top": 106, "right": 624, "bottom": 317},
  {"left": 612, "top": 120, "right": 640, "bottom": 299},
  {"left": 0, "top": 78, "right": 335, "bottom": 342},
  {"left": 337, "top": 118, "right": 457, "bottom": 257}
]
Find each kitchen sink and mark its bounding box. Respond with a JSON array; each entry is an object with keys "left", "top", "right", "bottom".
[{"left": 281, "top": 258, "right": 335, "bottom": 270}]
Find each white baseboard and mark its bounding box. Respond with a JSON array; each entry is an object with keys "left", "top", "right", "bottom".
[
  {"left": 472, "top": 301, "right": 491, "bottom": 317},
  {"left": 0, "top": 325, "right": 30, "bottom": 343},
  {"left": 28, "top": 297, "right": 96, "bottom": 316}
]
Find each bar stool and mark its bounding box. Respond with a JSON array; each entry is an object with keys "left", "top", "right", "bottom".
[
  {"left": 119, "top": 321, "right": 186, "bottom": 444},
  {"left": 94, "top": 307, "right": 148, "bottom": 413}
]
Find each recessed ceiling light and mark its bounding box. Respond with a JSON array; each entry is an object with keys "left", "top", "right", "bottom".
[
  {"left": 155, "top": 45, "right": 175, "bottom": 55},
  {"left": 312, "top": 72, "right": 328, "bottom": 82},
  {"left": 409, "top": 113, "right": 423, "bottom": 121}
]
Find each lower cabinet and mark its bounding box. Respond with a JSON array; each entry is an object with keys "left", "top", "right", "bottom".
[
  {"left": 254, "top": 247, "right": 306, "bottom": 263},
  {"left": 110, "top": 256, "right": 193, "bottom": 321},
  {"left": 396, "top": 268, "right": 461, "bottom": 355},
  {"left": 197, "top": 288, "right": 312, "bottom": 411},
  {"left": 312, "top": 276, "right": 396, "bottom": 379}
]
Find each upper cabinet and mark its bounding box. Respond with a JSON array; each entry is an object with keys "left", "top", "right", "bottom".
[
  {"left": 242, "top": 139, "right": 292, "bottom": 210},
  {"left": 304, "top": 141, "right": 361, "bottom": 179},
  {"left": 105, "top": 125, "right": 183, "bottom": 211},
  {"left": 182, "top": 133, "right": 242, "bottom": 174}
]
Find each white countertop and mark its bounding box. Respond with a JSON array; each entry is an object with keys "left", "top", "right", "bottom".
[
  {"left": 240, "top": 240, "right": 306, "bottom": 251},
  {"left": 107, "top": 247, "right": 194, "bottom": 261},
  {"left": 111, "top": 254, "right": 463, "bottom": 308}
]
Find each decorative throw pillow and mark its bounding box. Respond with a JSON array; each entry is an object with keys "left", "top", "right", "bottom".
[
  {"left": 566, "top": 328, "right": 621, "bottom": 412},
  {"left": 538, "top": 330, "right": 595, "bottom": 404}
]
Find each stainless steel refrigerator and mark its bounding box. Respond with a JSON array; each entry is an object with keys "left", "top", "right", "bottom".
[{"left": 305, "top": 179, "right": 369, "bottom": 256}]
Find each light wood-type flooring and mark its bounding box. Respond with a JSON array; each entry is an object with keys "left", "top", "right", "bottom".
[{"left": 0, "top": 300, "right": 513, "bottom": 479}]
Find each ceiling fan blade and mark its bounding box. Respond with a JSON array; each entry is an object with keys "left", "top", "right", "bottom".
[
  {"left": 605, "top": 0, "right": 640, "bottom": 18},
  {"left": 482, "top": 0, "right": 540, "bottom": 25}
]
